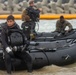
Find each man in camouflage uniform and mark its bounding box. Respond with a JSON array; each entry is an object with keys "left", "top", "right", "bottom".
[{"left": 55, "top": 16, "right": 73, "bottom": 33}]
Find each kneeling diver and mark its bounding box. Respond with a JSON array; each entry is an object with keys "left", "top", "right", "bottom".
[{"left": 55, "top": 15, "right": 73, "bottom": 34}]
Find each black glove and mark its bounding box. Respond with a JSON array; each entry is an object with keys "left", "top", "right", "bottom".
[
  {"left": 8, "top": 51, "right": 14, "bottom": 58},
  {"left": 61, "top": 31, "right": 65, "bottom": 35},
  {"left": 26, "top": 40, "right": 30, "bottom": 45}
]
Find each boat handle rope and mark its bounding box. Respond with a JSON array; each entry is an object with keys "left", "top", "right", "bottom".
[
  {"left": 29, "top": 48, "right": 50, "bottom": 65},
  {"left": 38, "top": 49, "right": 50, "bottom": 65}
]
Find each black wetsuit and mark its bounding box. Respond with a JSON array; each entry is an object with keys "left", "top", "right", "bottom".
[
  {"left": 21, "top": 21, "right": 34, "bottom": 40},
  {"left": 26, "top": 6, "right": 40, "bottom": 32},
  {"left": 1, "top": 22, "right": 32, "bottom": 74}
]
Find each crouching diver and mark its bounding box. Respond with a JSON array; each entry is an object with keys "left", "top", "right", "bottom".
[{"left": 1, "top": 15, "right": 33, "bottom": 75}]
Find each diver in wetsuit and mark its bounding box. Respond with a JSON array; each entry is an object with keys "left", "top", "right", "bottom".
[
  {"left": 21, "top": 15, "right": 36, "bottom": 40},
  {"left": 21, "top": 15, "right": 32, "bottom": 40},
  {"left": 22, "top": 0, "right": 41, "bottom": 33},
  {"left": 1, "top": 15, "right": 33, "bottom": 75}
]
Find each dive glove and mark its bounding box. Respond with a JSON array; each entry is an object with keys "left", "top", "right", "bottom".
[{"left": 6, "top": 47, "right": 14, "bottom": 57}]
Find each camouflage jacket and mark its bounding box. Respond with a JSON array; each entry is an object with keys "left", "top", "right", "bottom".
[{"left": 55, "top": 20, "right": 73, "bottom": 32}]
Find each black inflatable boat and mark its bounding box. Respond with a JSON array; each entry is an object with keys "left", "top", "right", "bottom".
[
  {"left": 0, "top": 29, "right": 76, "bottom": 70},
  {"left": 33, "top": 29, "right": 76, "bottom": 41},
  {"left": 0, "top": 39, "right": 76, "bottom": 70}
]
